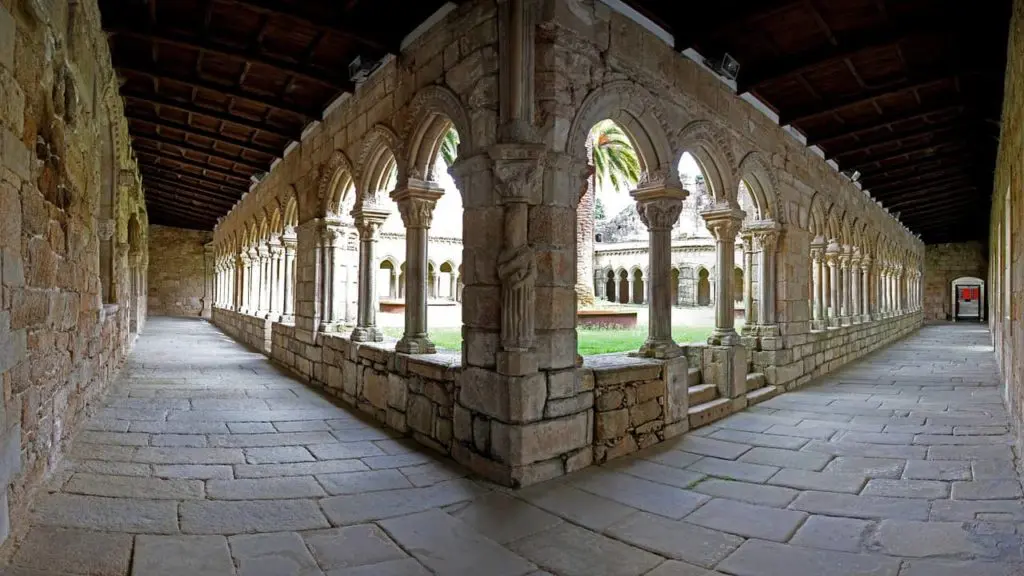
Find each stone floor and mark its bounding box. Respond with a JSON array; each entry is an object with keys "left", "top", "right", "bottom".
[{"left": 2, "top": 318, "right": 1022, "bottom": 576}]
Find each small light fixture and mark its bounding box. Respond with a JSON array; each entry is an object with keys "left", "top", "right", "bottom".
[{"left": 705, "top": 53, "right": 740, "bottom": 82}]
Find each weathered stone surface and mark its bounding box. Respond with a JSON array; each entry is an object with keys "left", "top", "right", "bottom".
[
  {"left": 450, "top": 492, "right": 562, "bottom": 544},
  {"left": 606, "top": 512, "right": 743, "bottom": 568},
  {"left": 180, "top": 499, "right": 331, "bottom": 533},
  {"left": 33, "top": 494, "right": 179, "bottom": 533},
  {"left": 684, "top": 498, "right": 807, "bottom": 542},
  {"left": 790, "top": 515, "right": 872, "bottom": 553},
  {"left": 229, "top": 532, "right": 324, "bottom": 576},
  {"left": 574, "top": 470, "right": 710, "bottom": 519},
  {"left": 305, "top": 524, "right": 409, "bottom": 571},
  {"left": 207, "top": 477, "right": 326, "bottom": 500},
  {"left": 10, "top": 527, "right": 132, "bottom": 575},
  {"left": 717, "top": 540, "right": 900, "bottom": 576},
  {"left": 133, "top": 535, "right": 236, "bottom": 576},
  {"left": 510, "top": 522, "right": 662, "bottom": 576}
]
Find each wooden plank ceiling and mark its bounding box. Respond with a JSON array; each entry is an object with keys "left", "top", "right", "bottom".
[
  {"left": 99, "top": 0, "right": 449, "bottom": 230},
  {"left": 624, "top": 0, "right": 1010, "bottom": 244}
]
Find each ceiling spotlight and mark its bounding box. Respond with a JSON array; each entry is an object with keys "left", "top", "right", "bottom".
[
  {"left": 841, "top": 169, "right": 861, "bottom": 182},
  {"left": 705, "top": 53, "right": 740, "bottom": 82}
]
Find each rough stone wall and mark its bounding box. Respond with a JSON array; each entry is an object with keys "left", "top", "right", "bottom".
[
  {"left": 923, "top": 242, "right": 987, "bottom": 322},
  {"left": 0, "top": 0, "right": 147, "bottom": 550},
  {"left": 147, "top": 225, "right": 211, "bottom": 317},
  {"left": 990, "top": 0, "right": 1024, "bottom": 449}
]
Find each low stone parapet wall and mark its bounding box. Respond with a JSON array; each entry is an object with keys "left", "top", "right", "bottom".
[{"left": 211, "top": 308, "right": 272, "bottom": 354}]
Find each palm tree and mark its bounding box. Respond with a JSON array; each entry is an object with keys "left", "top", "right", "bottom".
[
  {"left": 577, "top": 120, "right": 641, "bottom": 306},
  {"left": 439, "top": 128, "right": 460, "bottom": 167}
]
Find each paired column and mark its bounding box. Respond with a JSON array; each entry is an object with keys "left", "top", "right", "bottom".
[
  {"left": 751, "top": 223, "right": 780, "bottom": 332},
  {"left": 267, "top": 240, "right": 283, "bottom": 320},
  {"left": 318, "top": 222, "right": 344, "bottom": 332},
  {"left": 281, "top": 234, "right": 296, "bottom": 323},
  {"left": 850, "top": 254, "right": 861, "bottom": 322},
  {"left": 810, "top": 239, "right": 826, "bottom": 328},
  {"left": 861, "top": 257, "right": 872, "bottom": 321},
  {"left": 825, "top": 241, "right": 840, "bottom": 327},
  {"left": 351, "top": 207, "right": 390, "bottom": 342},
  {"left": 632, "top": 183, "right": 686, "bottom": 358},
  {"left": 392, "top": 179, "right": 444, "bottom": 354},
  {"left": 839, "top": 249, "right": 851, "bottom": 324},
  {"left": 741, "top": 232, "right": 755, "bottom": 327},
  {"left": 702, "top": 205, "right": 745, "bottom": 345}
]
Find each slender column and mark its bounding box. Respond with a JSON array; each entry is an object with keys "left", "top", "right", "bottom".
[
  {"left": 850, "top": 255, "right": 861, "bottom": 322},
  {"left": 702, "top": 205, "right": 745, "bottom": 345},
  {"left": 632, "top": 184, "right": 686, "bottom": 358},
  {"left": 247, "top": 249, "right": 259, "bottom": 314},
  {"left": 839, "top": 250, "right": 851, "bottom": 323},
  {"left": 741, "top": 232, "right": 755, "bottom": 326},
  {"left": 267, "top": 241, "right": 283, "bottom": 320},
  {"left": 825, "top": 242, "right": 840, "bottom": 327},
  {"left": 351, "top": 207, "right": 390, "bottom": 342},
  {"left": 810, "top": 239, "right": 825, "bottom": 328},
  {"left": 318, "top": 223, "right": 343, "bottom": 331},
  {"left": 861, "top": 257, "right": 872, "bottom": 321},
  {"left": 281, "top": 234, "right": 296, "bottom": 323},
  {"left": 392, "top": 180, "right": 444, "bottom": 354},
  {"left": 627, "top": 279, "right": 635, "bottom": 303},
  {"left": 751, "top": 224, "right": 780, "bottom": 331}
]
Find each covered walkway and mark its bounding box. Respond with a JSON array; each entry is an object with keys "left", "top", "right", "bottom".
[{"left": 5, "top": 319, "right": 1022, "bottom": 576}]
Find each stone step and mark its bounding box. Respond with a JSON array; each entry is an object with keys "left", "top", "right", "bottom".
[
  {"left": 745, "top": 372, "right": 766, "bottom": 390},
  {"left": 687, "top": 367, "right": 702, "bottom": 387},
  {"left": 688, "top": 397, "right": 733, "bottom": 429},
  {"left": 746, "top": 385, "right": 781, "bottom": 406},
  {"left": 688, "top": 384, "right": 718, "bottom": 406}
]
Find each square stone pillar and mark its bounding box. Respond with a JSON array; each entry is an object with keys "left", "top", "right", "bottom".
[
  {"left": 740, "top": 231, "right": 755, "bottom": 329},
  {"left": 749, "top": 221, "right": 780, "bottom": 335},
  {"left": 351, "top": 207, "right": 390, "bottom": 342},
  {"left": 825, "top": 241, "right": 840, "bottom": 327},
  {"left": 391, "top": 180, "right": 444, "bottom": 354},
  {"left": 702, "top": 205, "right": 745, "bottom": 346},
  {"left": 631, "top": 182, "right": 687, "bottom": 359}
]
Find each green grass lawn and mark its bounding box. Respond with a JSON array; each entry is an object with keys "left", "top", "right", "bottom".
[{"left": 381, "top": 322, "right": 741, "bottom": 355}]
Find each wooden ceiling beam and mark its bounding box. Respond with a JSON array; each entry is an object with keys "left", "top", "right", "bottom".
[
  {"left": 672, "top": 0, "right": 798, "bottom": 51},
  {"left": 140, "top": 166, "right": 249, "bottom": 196},
  {"left": 869, "top": 172, "right": 975, "bottom": 196},
  {"left": 122, "top": 89, "right": 300, "bottom": 141},
  {"left": 138, "top": 150, "right": 256, "bottom": 183},
  {"left": 809, "top": 102, "right": 964, "bottom": 147},
  {"left": 738, "top": 15, "right": 947, "bottom": 93},
  {"left": 842, "top": 136, "right": 967, "bottom": 170},
  {"left": 823, "top": 120, "right": 967, "bottom": 159},
  {"left": 145, "top": 201, "right": 220, "bottom": 224},
  {"left": 145, "top": 197, "right": 226, "bottom": 222},
  {"left": 127, "top": 113, "right": 282, "bottom": 158},
  {"left": 144, "top": 182, "right": 237, "bottom": 209},
  {"left": 780, "top": 67, "right": 996, "bottom": 126},
  {"left": 148, "top": 211, "right": 217, "bottom": 229},
  {"left": 871, "top": 180, "right": 977, "bottom": 205},
  {"left": 108, "top": 26, "right": 352, "bottom": 92},
  {"left": 115, "top": 63, "right": 321, "bottom": 119},
  {"left": 213, "top": 0, "right": 393, "bottom": 52},
  {"left": 142, "top": 177, "right": 242, "bottom": 206},
  {"left": 132, "top": 134, "right": 267, "bottom": 172},
  {"left": 899, "top": 202, "right": 982, "bottom": 223},
  {"left": 884, "top": 187, "right": 978, "bottom": 210},
  {"left": 856, "top": 149, "right": 971, "bottom": 183}
]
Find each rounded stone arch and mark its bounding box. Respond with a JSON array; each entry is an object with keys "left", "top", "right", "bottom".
[
  {"left": 824, "top": 205, "right": 843, "bottom": 243},
  {"left": 808, "top": 192, "right": 829, "bottom": 238},
  {"left": 356, "top": 124, "right": 404, "bottom": 210},
  {"left": 264, "top": 198, "right": 283, "bottom": 237},
  {"left": 674, "top": 120, "right": 738, "bottom": 205},
  {"left": 403, "top": 84, "right": 473, "bottom": 181},
  {"left": 566, "top": 80, "right": 674, "bottom": 184},
  {"left": 319, "top": 149, "right": 358, "bottom": 219},
  {"left": 283, "top": 192, "right": 298, "bottom": 230},
  {"left": 737, "top": 151, "right": 780, "bottom": 222}
]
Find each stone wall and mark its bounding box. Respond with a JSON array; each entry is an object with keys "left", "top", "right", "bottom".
[
  {"left": 923, "top": 242, "right": 987, "bottom": 321},
  {"left": 990, "top": 0, "right": 1024, "bottom": 449},
  {"left": 147, "top": 225, "right": 212, "bottom": 317},
  {"left": 0, "top": 0, "right": 147, "bottom": 550}
]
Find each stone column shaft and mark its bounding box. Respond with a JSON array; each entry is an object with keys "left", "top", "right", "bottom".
[
  {"left": 826, "top": 245, "right": 840, "bottom": 326},
  {"left": 702, "top": 206, "right": 745, "bottom": 345},
  {"left": 753, "top": 227, "right": 779, "bottom": 330},
  {"left": 632, "top": 185, "right": 686, "bottom": 358},
  {"left": 392, "top": 181, "right": 443, "bottom": 354},
  {"left": 861, "top": 260, "right": 872, "bottom": 321},
  {"left": 351, "top": 207, "right": 389, "bottom": 342},
  {"left": 742, "top": 236, "right": 754, "bottom": 325},
  {"left": 811, "top": 244, "right": 825, "bottom": 325},
  {"left": 282, "top": 237, "right": 296, "bottom": 322}
]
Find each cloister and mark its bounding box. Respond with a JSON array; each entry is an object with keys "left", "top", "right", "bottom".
[{"left": 1, "top": 0, "right": 1021, "bottom": 573}]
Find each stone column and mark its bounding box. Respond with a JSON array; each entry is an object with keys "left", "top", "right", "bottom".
[
  {"left": 861, "top": 257, "right": 872, "bottom": 321},
  {"left": 392, "top": 179, "right": 444, "bottom": 354},
  {"left": 825, "top": 242, "right": 840, "bottom": 327},
  {"left": 245, "top": 250, "right": 258, "bottom": 314},
  {"left": 702, "top": 205, "right": 745, "bottom": 345},
  {"left": 318, "top": 222, "right": 343, "bottom": 332},
  {"left": 850, "top": 255, "right": 861, "bottom": 322},
  {"left": 267, "top": 240, "right": 283, "bottom": 320},
  {"left": 838, "top": 250, "right": 851, "bottom": 324},
  {"left": 351, "top": 207, "right": 390, "bottom": 342},
  {"left": 751, "top": 223, "right": 780, "bottom": 332},
  {"left": 627, "top": 279, "right": 635, "bottom": 304},
  {"left": 740, "top": 232, "right": 755, "bottom": 327},
  {"left": 281, "top": 234, "right": 296, "bottom": 323},
  {"left": 632, "top": 183, "right": 686, "bottom": 358},
  {"left": 810, "top": 239, "right": 825, "bottom": 328}
]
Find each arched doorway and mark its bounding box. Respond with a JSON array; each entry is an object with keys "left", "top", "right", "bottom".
[
  {"left": 952, "top": 277, "right": 985, "bottom": 321},
  {"left": 379, "top": 260, "right": 396, "bottom": 299},
  {"left": 618, "top": 269, "right": 629, "bottom": 304},
  {"left": 440, "top": 261, "right": 455, "bottom": 300},
  {"left": 606, "top": 270, "right": 616, "bottom": 302},
  {"left": 671, "top": 268, "right": 680, "bottom": 306},
  {"left": 697, "top": 268, "right": 711, "bottom": 306}
]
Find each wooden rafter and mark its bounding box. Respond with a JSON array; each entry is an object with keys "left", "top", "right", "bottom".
[
  {"left": 127, "top": 114, "right": 282, "bottom": 157},
  {"left": 138, "top": 150, "right": 256, "bottom": 182},
  {"left": 214, "top": 0, "right": 393, "bottom": 52},
  {"left": 140, "top": 166, "right": 249, "bottom": 196},
  {"left": 132, "top": 134, "right": 268, "bottom": 172},
  {"left": 822, "top": 120, "right": 967, "bottom": 158},
  {"left": 123, "top": 89, "right": 300, "bottom": 141}
]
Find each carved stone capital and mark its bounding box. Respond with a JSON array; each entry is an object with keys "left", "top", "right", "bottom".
[
  {"left": 700, "top": 205, "right": 745, "bottom": 242},
  {"left": 391, "top": 180, "right": 444, "bottom": 228},
  {"left": 352, "top": 207, "right": 391, "bottom": 240},
  {"left": 489, "top": 144, "right": 545, "bottom": 205},
  {"left": 631, "top": 184, "right": 687, "bottom": 231},
  {"left": 97, "top": 219, "right": 115, "bottom": 241}
]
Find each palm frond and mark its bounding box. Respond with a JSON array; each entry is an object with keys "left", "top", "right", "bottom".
[{"left": 587, "top": 120, "right": 641, "bottom": 194}]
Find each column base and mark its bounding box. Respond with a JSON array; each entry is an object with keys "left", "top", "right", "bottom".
[
  {"left": 350, "top": 326, "right": 384, "bottom": 343},
  {"left": 318, "top": 322, "right": 347, "bottom": 333},
  {"left": 707, "top": 328, "right": 740, "bottom": 346},
  {"left": 633, "top": 338, "right": 681, "bottom": 359},
  {"left": 396, "top": 334, "right": 437, "bottom": 354},
  {"left": 279, "top": 314, "right": 295, "bottom": 325}
]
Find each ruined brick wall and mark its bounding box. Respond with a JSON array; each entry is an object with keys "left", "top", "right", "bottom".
[
  {"left": 0, "top": 0, "right": 147, "bottom": 550},
  {"left": 990, "top": 0, "right": 1024, "bottom": 447},
  {"left": 147, "top": 225, "right": 211, "bottom": 317},
  {"left": 923, "top": 242, "right": 987, "bottom": 322}
]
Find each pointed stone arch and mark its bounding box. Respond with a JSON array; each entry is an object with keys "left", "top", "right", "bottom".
[
  {"left": 403, "top": 84, "right": 473, "bottom": 181},
  {"left": 356, "top": 124, "right": 404, "bottom": 211},
  {"left": 674, "top": 120, "right": 738, "bottom": 205}
]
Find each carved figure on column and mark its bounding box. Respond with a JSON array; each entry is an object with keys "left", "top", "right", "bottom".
[{"left": 490, "top": 145, "right": 544, "bottom": 372}]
